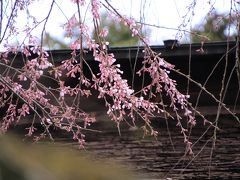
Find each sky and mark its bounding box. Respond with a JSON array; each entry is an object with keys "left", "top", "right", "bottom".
[
  {"left": 43, "top": 0, "right": 232, "bottom": 45},
  {"left": 1, "top": 0, "right": 235, "bottom": 50}
]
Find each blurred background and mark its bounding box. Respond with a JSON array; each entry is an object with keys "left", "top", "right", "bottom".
[{"left": 1, "top": 0, "right": 238, "bottom": 50}]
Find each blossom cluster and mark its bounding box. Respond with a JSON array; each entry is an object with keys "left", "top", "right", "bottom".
[
  {"left": 136, "top": 48, "right": 196, "bottom": 152},
  {"left": 87, "top": 41, "right": 159, "bottom": 135},
  {"left": 0, "top": 45, "right": 95, "bottom": 145},
  {"left": 0, "top": 0, "right": 202, "bottom": 151},
  {"left": 91, "top": 0, "right": 101, "bottom": 19}
]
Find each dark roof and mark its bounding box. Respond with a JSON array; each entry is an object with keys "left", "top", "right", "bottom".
[{"left": 48, "top": 41, "right": 238, "bottom": 62}]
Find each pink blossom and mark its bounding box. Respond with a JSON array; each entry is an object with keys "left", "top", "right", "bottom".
[
  {"left": 18, "top": 104, "right": 30, "bottom": 117},
  {"left": 71, "top": 0, "right": 85, "bottom": 5},
  {"left": 22, "top": 46, "right": 31, "bottom": 57},
  {"left": 99, "top": 28, "right": 108, "bottom": 37},
  {"left": 12, "top": 83, "right": 22, "bottom": 93},
  {"left": 25, "top": 126, "right": 37, "bottom": 137},
  {"left": 91, "top": 0, "right": 101, "bottom": 19},
  {"left": 64, "top": 15, "right": 78, "bottom": 36}
]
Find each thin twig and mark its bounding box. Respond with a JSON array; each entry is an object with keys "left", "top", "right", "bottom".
[{"left": 40, "top": 0, "right": 55, "bottom": 48}]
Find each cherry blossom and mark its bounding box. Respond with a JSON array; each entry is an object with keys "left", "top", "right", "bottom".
[{"left": 1, "top": 0, "right": 236, "bottom": 153}]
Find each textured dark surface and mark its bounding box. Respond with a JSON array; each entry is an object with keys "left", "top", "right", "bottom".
[
  {"left": 37, "top": 113, "right": 240, "bottom": 180},
  {"left": 9, "top": 100, "right": 240, "bottom": 179}
]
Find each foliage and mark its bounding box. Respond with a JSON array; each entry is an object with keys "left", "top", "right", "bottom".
[
  {"left": 44, "top": 32, "right": 69, "bottom": 49},
  {"left": 43, "top": 12, "right": 142, "bottom": 48},
  {"left": 93, "top": 13, "right": 141, "bottom": 46},
  {"left": 191, "top": 11, "right": 238, "bottom": 43}
]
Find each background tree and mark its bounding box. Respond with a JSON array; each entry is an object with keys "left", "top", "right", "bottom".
[
  {"left": 44, "top": 32, "right": 69, "bottom": 49},
  {"left": 93, "top": 13, "right": 143, "bottom": 46},
  {"left": 43, "top": 13, "right": 146, "bottom": 49},
  {"left": 191, "top": 11, "right": 237, "bottom": 43}
]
